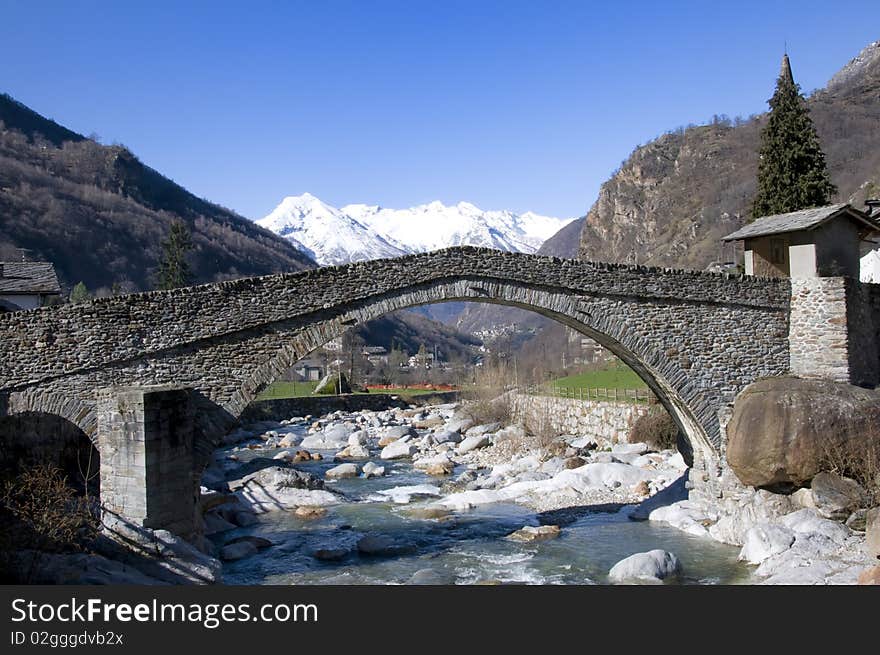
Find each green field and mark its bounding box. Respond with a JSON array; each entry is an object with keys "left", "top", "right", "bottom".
[
  {"left": 551, "top": 364, "right": 647, "bottom": 391},
  {"left": 255, "top": 380, "right": 319, "bottom": 400}
]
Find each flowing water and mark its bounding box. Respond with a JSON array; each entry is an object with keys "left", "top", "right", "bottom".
[{"left": 216, "top": 443, "right": 752, "bottom": 585}]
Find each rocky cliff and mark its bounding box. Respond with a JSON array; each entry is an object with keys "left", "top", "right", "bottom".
[{"left": 577, "top": 41, "right": 880, "bottom": 269}]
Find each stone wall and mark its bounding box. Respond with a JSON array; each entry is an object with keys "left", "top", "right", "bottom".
[
  {"left": 789, "top": 278, "right": 850, "bottom": 382},
  {"left": 790, "top": 277, "right": 880, "bottom": 387},
  {"left": 848, "top": 280, "right": 880, "bottom": 387},
  {"left": 0, "top": 247, "right": 794, "bottom": 458},
  {"left": 512, "top": 393, "right": 651, "bottom": 446}
]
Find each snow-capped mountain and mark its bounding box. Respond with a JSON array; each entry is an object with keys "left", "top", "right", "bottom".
[
  {"left": 256, "top": 193, "right": 575, "bottom": 266},
  {"left": 256, "top": 194, "right": 407, "bottom": 264}
]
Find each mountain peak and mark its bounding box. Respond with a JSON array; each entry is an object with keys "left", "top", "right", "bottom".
[
  {"left": 258, "top": 194, "right": 575, "bottom": 266},
  {"left": 826, "top": 40, "right": 880, "bottom": 92}
]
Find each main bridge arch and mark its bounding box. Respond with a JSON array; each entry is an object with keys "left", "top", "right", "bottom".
[{"left": 0, "top": 247, "right": 793, "bottom": 467}]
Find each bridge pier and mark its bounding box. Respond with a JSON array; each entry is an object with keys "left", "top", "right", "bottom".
[
  {"left": 789, "top": 277, "right": 880, "bottom": 387},
  {"left": 96, "top": 386, "right": 197, "bottom": 541}
]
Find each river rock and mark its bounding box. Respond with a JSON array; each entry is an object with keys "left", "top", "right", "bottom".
[
  {"left": 407, "top": 568, "right": 454, "bottom": 585},
  {"left": 790, "top": 487, "right": 816, "bottom": 510},
  {"left": 424, "top": 461, "right": 455, "bottom": 476},
  {"left": 300, "top": 424, "right": 354, "bottom": 450},
  {"left": 445, "top": 417, "right": 474, "bottom": 434},
  {"left": 203, "top": 511, "right": 237, "bottom": 535},
  {"left": 631, "top": 472, "right": 689, "bottom": 521},
  {"left": 292, "top": 450, "right": 312, "bottom": 462},
  {"left": 405, "top": 506, "right": 451, "bottom": 520},
  {"left": 779, "top": 508, "right": 852, "bottom": 545},
  {"left": 465, "top": 422, "right": 501, "bottom": 437},
  {"left": 225, "top": 536, "right": 273, "bottom": 550},
  {"left": 220, "top": 541, "right": 258, "bottom": 561},
  {"left": 737, "top": 523, "right": 796, "bottom": 564},
  {"left": 378, "top": 425, "right": 416, "bottom": 446},
  {"left": 381, "top": 440, "right": 417, "bottom": 460},
  {"left": 612, "top": 442, "right": 648, "bottom": 455},
  {"left": 432, "top": 430, "right": 462, "bottom": 444},
  {"left": 726, "top": 377, "right": 880, "bottom": 488},
  {"left": 563, "top": 456, "right": 586, "bottom": 470},
  {"left": 810, "top": 472, "right": 870, "bottom": 520},
  {"left": 858, "top": 566, "right": 880, "bottom": 585},
  {"left": 506, "top": 525, "right": 561, "bottom": 542},
  {"left": 231, "top": 510, "right": 258, "bottom": 527},
  {"left": 845, "top": 509, "right": 869, "bottom": 531},
  {"left": 233, "top": 466, "right": 341, "bottom": 512},
  {"left": 335, "top": 443, "right": 370, "bottom": 459},
  {"left": 295, "top": 506, "right": 327, "bottom": 519},
  {"left": 361, "top": 462, "right": 386, "bottom": 478},
  {"left": 633, "top": 480, "right": 651, "bottom": 496},
  {"left": 325, "top": 463, "right": 359, "bottom": 480},
  {"left": 867, "top": 507, "right": 880, "bottom": 558},
  {"left": 457, "top": 434, "right": 491, "bottom": 454},
  {"left": 374, "top": 484, "right": 442, "bottom": 504},
  {"left": 608, "top": 549, "right": 681, "bottom": 583},
  {"left": 312, "top": 547, "right": 350, "bottom": 561},
  {"left": 356, "top": 534, "right": 414, "bottom": 557},
  {"left": 348, "top": 430, "right": 368, "bottom": 446}
]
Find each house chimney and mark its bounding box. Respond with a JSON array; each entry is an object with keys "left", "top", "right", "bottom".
[{"left": 865, "top": 199, "right": 880, "bottom": 217}]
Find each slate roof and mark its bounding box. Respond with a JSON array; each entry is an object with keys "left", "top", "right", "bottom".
[
  {"left": 0, "top": 262, "right": 62, "bottom": 295},
  {"left": 722, "top": 204, "right": 880, "bottom": 241}
]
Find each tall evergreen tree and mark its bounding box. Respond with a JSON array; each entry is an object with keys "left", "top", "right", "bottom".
[
  {"left": 69, "top": 281, "right": 90, "bottom": 304},
  {"left": 156, "top": 220, "right": 193, "bottom": 290},
  {"left": 751, "top": 54, "right": 836, "bottom": 219}
]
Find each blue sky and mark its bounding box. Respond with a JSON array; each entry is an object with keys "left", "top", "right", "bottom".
[{"left": 1, "top": 1, "right": 876, "bottom": 219}]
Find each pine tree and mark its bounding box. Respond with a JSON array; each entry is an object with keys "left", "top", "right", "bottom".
[
  {"left": 69, "top": 281, "right": 90, "bottom": 304},
  {"left": 751, "top": 54, "right": 836, "bottom": 219},
  {"left": 156, "top": 220, "right": 193, "bottom": 290}
]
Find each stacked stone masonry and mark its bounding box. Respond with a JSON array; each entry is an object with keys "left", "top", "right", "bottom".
[
  {"left": 0, "top": 247, "right": 797, "bottom": 463},
  {"left": 512, "top": 394, "right": 650, "bottom": 446}
]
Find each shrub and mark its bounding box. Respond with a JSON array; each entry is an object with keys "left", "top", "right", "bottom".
[
  {"left": 0, "top": 463, "right": 99, "bottom": 582},
  {"left": 819, "top": 438, "right": 880, "bottom": 506},
  {"left": 629, "top": 404, "right": 679, "bottom": 451}
]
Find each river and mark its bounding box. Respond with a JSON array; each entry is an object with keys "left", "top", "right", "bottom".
[{"left": 213, "top": 423, "right": 752, "bottom": 585}]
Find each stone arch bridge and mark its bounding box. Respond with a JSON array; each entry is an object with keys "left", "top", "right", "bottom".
[{"left": 1, "top": 247, "right": 877, "bottom": 538}]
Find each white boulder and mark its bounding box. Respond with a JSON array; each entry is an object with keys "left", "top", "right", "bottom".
[
  {"left": 738, "top": 523, "right": 796, "bottom": 564},
  {"left": 381, "top": 440, "right": 417, "bottom": 460},
  {"left": 608, "top": 549, "right": 681, "bottom": 583},
  {"left": 456, "top": 434, "right": 491, "bottom": 454}
]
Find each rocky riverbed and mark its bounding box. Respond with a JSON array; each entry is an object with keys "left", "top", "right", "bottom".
[{"left": 197, "top": 400, "right": 880, "bottom": 585}]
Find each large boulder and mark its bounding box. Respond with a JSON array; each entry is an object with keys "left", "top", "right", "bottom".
[
  {"left": 726, "top": 377, "right": 880, "bottom": 488},
  {"left": 608, "top": 550, "right": 681, "bottom": 583}
]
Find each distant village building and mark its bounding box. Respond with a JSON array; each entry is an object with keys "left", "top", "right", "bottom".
[
  {"left": 362, "top": 345, "right": 388, "bottom": 365},
  {"left": 722, "top": 203, "right": 880, "bottom": 279},
  {"left": 292, "top": 358, "right": 325, "bottom": 381},
  {"left": 0, "top": 262, "right": 61, "bottom": 312}
]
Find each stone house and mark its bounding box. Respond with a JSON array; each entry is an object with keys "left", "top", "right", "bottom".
[
  {"left": 0, "top": 262, "right": 62, "bottom": 312},
  {"left": 291, "top": 358, "right": 325, "bottom": 381},
  {"left": 722, "top": 203, "right": 880, "bottom": 279}
]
